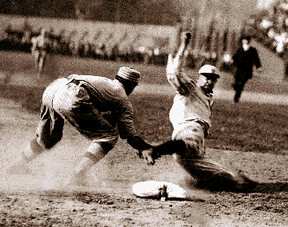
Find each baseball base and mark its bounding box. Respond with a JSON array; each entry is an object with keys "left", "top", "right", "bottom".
[{"left": 132, "top": 180, "right": 187, "bottom": 199}]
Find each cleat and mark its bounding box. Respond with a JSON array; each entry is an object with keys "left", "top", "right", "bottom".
[
  {"left": 234, "top": 171, "right": 258, "bottom": 192},
  {"left": 65, "top": 172, "right": 88, "bottom": 187}
]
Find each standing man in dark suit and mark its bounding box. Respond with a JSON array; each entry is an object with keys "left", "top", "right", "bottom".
[{"left": 232, "top": 35, "right": 263, "bottom": 103}]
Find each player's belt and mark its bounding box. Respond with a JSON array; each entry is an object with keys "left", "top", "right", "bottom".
[
  {"left": 194, "top": 120, "right": 209, "bottom": 130},
  {"left": 193, "top": 120, "right": 209, "bottom": 137}
]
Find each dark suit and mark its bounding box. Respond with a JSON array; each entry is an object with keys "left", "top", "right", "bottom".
[{"left": 232, "top": 46, "right": 261, "bottom": 102}]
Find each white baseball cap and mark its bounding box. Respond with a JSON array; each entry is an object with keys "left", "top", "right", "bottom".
[{"left": 198, "top": 65, "right": 220, "bottom": 78}]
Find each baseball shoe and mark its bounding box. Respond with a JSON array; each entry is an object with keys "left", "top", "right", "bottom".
[
  {"left": 234, "top": 171, "right": 258, "bottom": 192},
  {"left": 65, "top": 172, "right": 88, "bottom": 187}
]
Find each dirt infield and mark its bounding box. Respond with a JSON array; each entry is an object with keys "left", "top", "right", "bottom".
[{"left": 1, "top": 97, "right": 288, "bottom": 226}]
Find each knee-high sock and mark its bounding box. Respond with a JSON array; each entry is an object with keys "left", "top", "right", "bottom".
[{"left": 74, "top": 143, "right": 107, "bottom": 175}]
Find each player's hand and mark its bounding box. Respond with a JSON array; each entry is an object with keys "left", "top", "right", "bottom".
[{"left": 140, "top": 148, "right": 156, "bottom": 165}]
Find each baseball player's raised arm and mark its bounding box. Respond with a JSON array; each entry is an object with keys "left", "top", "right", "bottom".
[{"left": 166, "top": 32, "right": 194, "bottom": 95}]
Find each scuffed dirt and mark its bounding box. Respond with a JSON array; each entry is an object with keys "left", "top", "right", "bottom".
[
  {"left": 1, "top": 85, "right": 288, "bottom": 226},
  {"left": 1, "top": 189, "right": 288, "bottom": 226}
]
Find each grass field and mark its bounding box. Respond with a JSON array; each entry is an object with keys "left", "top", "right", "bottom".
[{"left": 1, "top": 83, "right": 288, "bottom": 154}]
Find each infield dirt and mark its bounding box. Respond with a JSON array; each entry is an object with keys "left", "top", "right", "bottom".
[{"left": 1, "top": 96, "right": 288, "bottom": 226}]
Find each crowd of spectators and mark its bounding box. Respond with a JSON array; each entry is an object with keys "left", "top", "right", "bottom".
[
  {"left": 5, "top": 16, "right": 278, "bottom": 73},
  {"left": 0, "top": 20, "right": 225, "bottom": 70},
  {"left": 249, "top": 0, "right": 288, "bottom": 59},
  {"left": 4, "top": 3, "right": 288, "bottom": 75},
  {"left": 0, "top": 22, "right": 171, "bottom": 66}
]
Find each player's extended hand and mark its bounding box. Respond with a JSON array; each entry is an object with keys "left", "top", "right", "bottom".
[{"left": 139, "top": 147, "right": 158, "bottom": 165}]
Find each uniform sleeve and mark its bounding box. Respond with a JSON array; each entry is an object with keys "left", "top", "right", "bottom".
[
  {"left": 166, "top": 54, "right": 195, "bottom": 95},
  {"left": 114, "top": 98, "right": 139, "bottom": 139},
  {"left": 114, "top": 97, "right": 152, "bottom": 151}
]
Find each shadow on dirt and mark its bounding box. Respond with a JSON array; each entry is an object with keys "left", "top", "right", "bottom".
[
  {"left": 253, "top": 182, "right": 288, "bottom": 193},
  {"left": 194, "top": 181, "right": 288, "bottom": 194},
  {"left": 184, "top": 174, "right": 288, "bottom": 194}
]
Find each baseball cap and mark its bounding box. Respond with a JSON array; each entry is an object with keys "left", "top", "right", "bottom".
[
  {"left": 117, "top": 67, "right": 141, "bottom": 84},
  {"left": 198, "top": 65, "right": 220, "bottom": 78}
]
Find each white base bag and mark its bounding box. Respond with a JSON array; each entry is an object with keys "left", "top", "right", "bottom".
[{"left": 132, "top": 180, "right": 187, "bottom": 199}]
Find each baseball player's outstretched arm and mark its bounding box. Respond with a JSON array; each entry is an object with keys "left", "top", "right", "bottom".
[
  {"left": 127, "top": 136, "right": 155, "bottom": 165},
  {"left": 151, "top": 140, "right": 187, "bottom": 158},
  {"left": 166, "top": 32, "right": 194, "bottom": 95}
]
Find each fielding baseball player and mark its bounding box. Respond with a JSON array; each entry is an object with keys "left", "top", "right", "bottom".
[
  {"left": 149, "top": 32, "right": 257, "bottom": 192},
  {"left": 31, "top": 28, "right": 50, "bottom": 79},
  {"left": 7, "top": 67, "right": 155, "bottom": 186}
]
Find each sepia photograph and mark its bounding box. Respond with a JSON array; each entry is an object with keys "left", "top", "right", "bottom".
[{"left": 1, "top": 0, "right": 288, "bottom": 226}]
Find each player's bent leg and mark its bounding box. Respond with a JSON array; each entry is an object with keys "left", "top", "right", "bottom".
[
  {"left": 194, "top": 158, "right": 257, "bottom": 191},
  {"left": 173, "top": 154, "right": 244, "bottom": 190},
  {"left": 65, "top": 141, "right": 114, "bottom": 187}
]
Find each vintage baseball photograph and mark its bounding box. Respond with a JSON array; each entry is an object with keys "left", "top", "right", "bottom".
[{"left": 1, "top": 0, "right": 288, "bottom": 226}]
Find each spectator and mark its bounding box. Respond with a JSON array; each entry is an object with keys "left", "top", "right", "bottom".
[
  {"left": 64, "top": 30, "right": 77, "bottom": 56},
  {"left": 78, "top": 31, "right": 91, "bottom": 58},
  {"left": 20, "top": 20, "right": 33, "bottom": 53},
  {"left": 232, "top": 35, "right": 263, "bottom": 103}
]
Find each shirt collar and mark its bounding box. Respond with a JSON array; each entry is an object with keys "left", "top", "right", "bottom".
[{"left": 114, "top": 79, "right": 125, "bottom": 90}]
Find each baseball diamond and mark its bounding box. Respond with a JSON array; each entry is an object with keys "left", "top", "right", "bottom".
[{"left": 1, "top": 34, "right": 288, "bottom": 227}]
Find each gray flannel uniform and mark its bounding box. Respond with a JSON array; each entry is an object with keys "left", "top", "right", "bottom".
[{"left": 36, "top": 75, "right": 138, "bottom": 151}]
